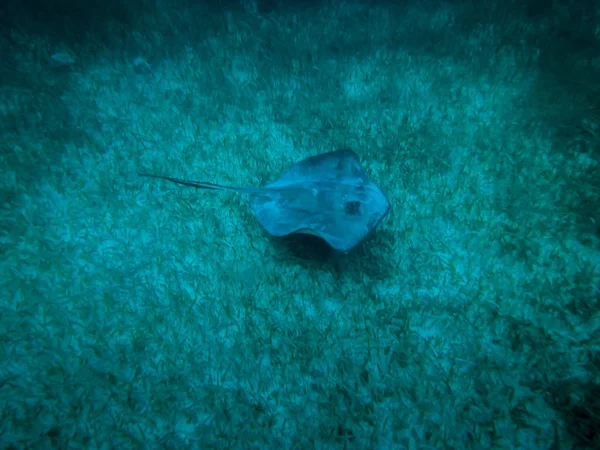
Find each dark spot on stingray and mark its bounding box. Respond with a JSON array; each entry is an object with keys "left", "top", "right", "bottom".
[{"left": 344, "top": 201, "right": 361, "bottom": 216}]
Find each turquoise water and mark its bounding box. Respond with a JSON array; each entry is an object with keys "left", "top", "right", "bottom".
[{"left": 1, "top": 0, "right": 599, "bottom": 448}]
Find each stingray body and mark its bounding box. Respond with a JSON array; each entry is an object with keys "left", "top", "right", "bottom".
[{"left": 139, "top": 149, "right": 390, "bottom": 252}]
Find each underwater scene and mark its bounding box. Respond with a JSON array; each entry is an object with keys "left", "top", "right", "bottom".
[{"left": 1, "top": 0, "right": 599, "bottom": 448}]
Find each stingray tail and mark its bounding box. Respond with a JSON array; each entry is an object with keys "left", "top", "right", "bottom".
[
  {"left": 138, "top": 173, "right": 228, "bottom": 190},
  {"left": 138, "top": 173, "right": 263, "bottom": 194}
]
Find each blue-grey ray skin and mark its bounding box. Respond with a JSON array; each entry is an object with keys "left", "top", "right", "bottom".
[{"left": 139, "top": 149, "right": 390, "bottom": 252}]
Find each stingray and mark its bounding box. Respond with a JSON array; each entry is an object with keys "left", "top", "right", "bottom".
[{"left": 139, "top": 149, "right": 390, "bottom": 252}]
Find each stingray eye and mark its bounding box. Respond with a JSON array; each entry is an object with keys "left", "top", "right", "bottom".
[{"left": 344, "top": 201, "right": 361, "bottom": 215}]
